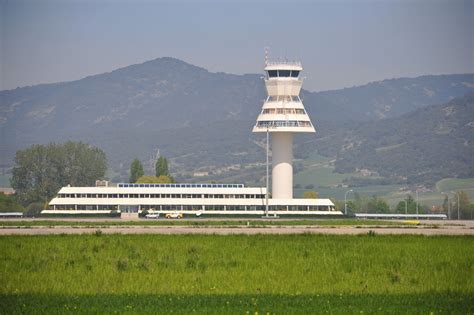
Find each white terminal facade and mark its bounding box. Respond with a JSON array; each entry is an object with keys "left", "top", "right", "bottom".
[{"left": 44, "top": 58, "right": 339, "bottom": 217}]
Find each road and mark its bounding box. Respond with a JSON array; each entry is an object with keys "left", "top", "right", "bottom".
[{"left": 1, "top": 220, "right": 473, "bottom": 235}]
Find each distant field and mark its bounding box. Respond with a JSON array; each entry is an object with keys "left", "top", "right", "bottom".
[
  {"left": 436, "top": 178, "right": 474, "bottom": 194},
  {"left": 294, "top": 154, "right": 474, "bottom": 207},
  {"left": 1, "top": 234, "right": 473, "bottom": 313}
]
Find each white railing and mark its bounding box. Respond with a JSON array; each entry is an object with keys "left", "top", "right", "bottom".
[{"left": 265, "top": 60, "right": 302, "bottom": 67}]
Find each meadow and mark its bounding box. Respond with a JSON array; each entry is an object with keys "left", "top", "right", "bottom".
[{"left": 1, "top": 234, "right": 473, "bottom": 313}]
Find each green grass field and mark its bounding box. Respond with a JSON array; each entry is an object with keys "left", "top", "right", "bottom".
[{"left": 1, "top": 234, "right": 473, "bottom": 313}]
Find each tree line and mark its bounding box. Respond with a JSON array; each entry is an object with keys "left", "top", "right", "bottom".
[
  {"left": 129, "top": 156, "right": 174, "bottom": 184},
  {"left": 3, "top": 141, "right": 176, "bottom": 214}
]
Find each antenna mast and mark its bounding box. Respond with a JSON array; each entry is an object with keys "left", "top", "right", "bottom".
[{"left": 264, "top": 47, "right": 269, "bottom": 66}]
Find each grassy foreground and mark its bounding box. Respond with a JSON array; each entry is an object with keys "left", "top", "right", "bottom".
[{"left": 1, "top": 234, "right": 473, "bottom": 314}]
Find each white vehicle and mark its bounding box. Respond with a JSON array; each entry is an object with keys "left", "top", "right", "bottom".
[
  {"left": 165, "top": 212, "right": 183, "bottom": 219},
  {"left": 145, "top": 213, "right": 160, "bottom": 219}
]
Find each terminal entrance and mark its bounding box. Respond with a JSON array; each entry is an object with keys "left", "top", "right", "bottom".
[
  {"left": 120, "top": 205, "right": 139, "bottom": 213},
  {"left": 119, "top": 205, "right": 139, "bottom": 220}
]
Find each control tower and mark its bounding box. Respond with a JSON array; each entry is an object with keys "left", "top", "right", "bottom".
[{"left": 253, "top": 58, "right": 315, "bottom": 199}]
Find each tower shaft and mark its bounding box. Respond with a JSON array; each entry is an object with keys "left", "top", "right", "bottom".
[{"left": 272, "top": 132, "right": 293, "bottom": 199}]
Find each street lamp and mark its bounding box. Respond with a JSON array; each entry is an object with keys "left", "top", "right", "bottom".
[
  {"left": 265, "top": 127, "right": 269, "bottom": 218},
  {"left": 415, "top": 189, "right": 419, "bottom": 218},
  {"left": 403, "top": 199, "right": 408, "bottom": 215},
  {"left": 451, "top": 191, "right": 460, "bottom": 220},
  {"left": 344, "top": 189, "right": 353, "bottom": 216},
  {"left": 442, "top": 192, "right": 451, "bottom": 220}
]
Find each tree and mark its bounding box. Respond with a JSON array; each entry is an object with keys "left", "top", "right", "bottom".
[
  {"left": 303, "top": 191, "right": 318, "bottom": 199},
  {"left": 367, "top": 195, "right": 389, "bottom": 214},
  {"left": 0, "top": 193, "right": 24, "bottom": 213},
  {"left": 442, "top": 195, "right": 449, "bottom": 215},
  {"left": 136, "top": 175, "right": 174, "bottom": 184},
  {"left": 155, "top": 157, "right": 169, "bottom": 177},
  {"left": 11, "top": 142, "right": 107, "bottom": 206},
  {"left": 452, "top": 191, "right": 471, "bottom": 219},
  {"left": 395, "top": 194, "right": 419, "bottom": 214},
  {"left": 129, "top": 159, "right": 144, "bottom": 183}
]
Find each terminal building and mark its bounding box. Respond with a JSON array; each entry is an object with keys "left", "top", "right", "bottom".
[
  {"left": 44, "top": 183, "right": 336, "bottom": 215},
  {"left": 43, "top": 56, "right": 340, "bottom": 217}
]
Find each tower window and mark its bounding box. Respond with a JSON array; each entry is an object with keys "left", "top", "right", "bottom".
[
  {"left": 278, "top": 70, "right": 291, "bottom": 77},
  {"left": 268, "top": 70, "right": 277, "bottom": 77},
  {"left": 291, "top": 71, "right": 300, "bottom": 77}
]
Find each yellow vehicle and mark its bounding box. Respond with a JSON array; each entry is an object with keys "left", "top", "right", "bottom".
[{"left": 165, "top": 212, "right": 184, "bottom": 219}]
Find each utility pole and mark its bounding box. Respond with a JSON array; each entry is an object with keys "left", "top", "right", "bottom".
[
  {"left": 265, "top": 127, "right": 269, "bottom": 217},
  {"left": 344, "top": 189, "right": 353, "bottom": 216}
]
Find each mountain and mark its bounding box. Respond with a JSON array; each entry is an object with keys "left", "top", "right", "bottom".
[
  {"left": 303, "top": 74, "right": 474, "bottom": 121},
  {"left": 1, "top": 57, "right": 473, "bottom": 183},
  {"left": 306, "top": 93, "right": 474, "bottom": 186}
]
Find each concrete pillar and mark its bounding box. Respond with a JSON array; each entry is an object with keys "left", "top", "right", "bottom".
[{"left": 272, "top": 132, "right": 293, "bottom": 199}]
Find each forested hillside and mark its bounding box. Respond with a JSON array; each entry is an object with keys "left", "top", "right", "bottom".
[
  {"left": 303, "top": 93, "right": 474, "bottom": 185},
  {"left": 1, "top": 57, "right": 473, "bottom": 184}
]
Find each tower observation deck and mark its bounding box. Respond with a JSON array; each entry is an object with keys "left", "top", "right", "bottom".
[{"left": 253, "top": 59, "right": 315, "bottom": 199}]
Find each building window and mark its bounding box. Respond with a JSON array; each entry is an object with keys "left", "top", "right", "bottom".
[
  {"left": 278, "top": 70, "right": 291, "bottom": 77},
  {"left": 268, "top": 70, "right": 277, "bottom": 77}
]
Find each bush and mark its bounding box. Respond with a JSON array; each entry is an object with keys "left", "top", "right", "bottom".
[
  {"left": 26, "top": 202, "right": 44, "bottom": 217},
  {"left": 110, "top": 210, "right": 121, "bottom": 218},
  {"left": 0, "top": 193, "right": 24, "bottom": 213},
  {"left": 138, "top": 210, "right": 149, "bottom": 218}
]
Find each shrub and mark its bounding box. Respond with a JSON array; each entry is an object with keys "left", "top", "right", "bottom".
[
  {"left": 26, "top": 202, "right": 44, "bottom": 217},
  {"left": 110, "top": 210, "right": 121, "bottom": 218},
  {"left": 0, "top": 193, "right": 24, "bottom": 213},
  {"left": 116, "top": 259, "right": 129, "bottom": 271}
]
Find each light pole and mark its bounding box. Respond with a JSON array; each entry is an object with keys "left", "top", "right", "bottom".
[
  {"left": 404, "top": 199, "right": 408, "bottom": 215},
  {"left": 265, "top": 127, "right": 269, "bottom": 218},
  {"left": 415, "top": 189, "right": 419, "bottom": 218},
  {"left": 452, "top": 191, "right": 460, "bottom": 220},
  {"left": 344, "top": 189, "right": 353, "bottom": 216},
  {"left": 442, "top": 192, "right": 451, "bottom": 220}
]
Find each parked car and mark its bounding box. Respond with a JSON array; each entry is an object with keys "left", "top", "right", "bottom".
[
  {"left": 165, "top": 212, "right": 183, "bottom": 219},
  {"left": 145, "top": 213, "right": 160, "bottom": 219}
]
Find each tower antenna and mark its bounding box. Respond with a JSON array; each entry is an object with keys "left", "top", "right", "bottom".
[{"left": 264, "top": 47, "right": 269, "bottom": 66}]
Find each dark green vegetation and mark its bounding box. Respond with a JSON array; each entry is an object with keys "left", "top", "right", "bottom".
[
  {"left": 1, "top": 293, "right": 471, "bottom": 314},
  {"left": 10, "top": 142, "right": 106, "bottom": 206},
  {"left": 307, "top": 93, "right": 474, "bottom": 186},
  {"left": 129, "top": 158, "right": 144, "bottom": 183},
  {"left": 0, "top": 193, "right": 23, "bottom": 213},
  {"left": 0, "top": 234, "right": 473, "bottom": 313},
  {"left": 1, "top": 57, "right": 473, "bottom": 184},
  {"left": 155, "top": 156, "right": 170, "bottom": 177},
  {"left": 0, "top": 219, "right": 405, "bottom": 227}
]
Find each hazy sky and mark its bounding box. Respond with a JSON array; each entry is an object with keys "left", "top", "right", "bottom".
[{"left": 1, "top": 0, "right": 473, "bottom": 92}]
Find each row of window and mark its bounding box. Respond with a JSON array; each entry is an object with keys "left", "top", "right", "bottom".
[
  {"left": 256, "top": 121, "right": 312, "bottom": 128},
  {"left": 262, "top": 108, "right": 306, "bottom": 115},
  {"left": 52, "top": 205, "right": 333, "bottom": 211},
  {"left": 57, "top": 193, "right": 266, "bottom": 199},
  {"left": 267, "top": 70, "right": 300, "bottom": 78},
  {"left": 118, "top": 183, "right": 244, "bottom": 188},
  {"left": 267, "top": 96, "right": 301, "bottom": 102}
]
